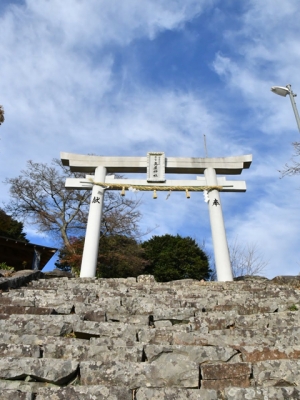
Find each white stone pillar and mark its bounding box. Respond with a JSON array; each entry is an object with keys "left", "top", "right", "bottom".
[
  {"left": 204, "top": 167, "right": 233, "bottom": 281},
  {"left": 80, "top": 166, "right": 107, "bottom": 278}
]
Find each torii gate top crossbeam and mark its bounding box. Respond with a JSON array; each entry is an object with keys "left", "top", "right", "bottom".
[{"left": 61, "top": 152, "right": 252, "bottom": 175}]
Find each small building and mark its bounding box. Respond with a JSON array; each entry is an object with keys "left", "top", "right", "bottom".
[{"left": 0, "top": 236, "right": 57, "bottom": 271}]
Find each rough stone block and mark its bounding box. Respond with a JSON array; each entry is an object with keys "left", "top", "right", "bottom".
[
  {"left": 106, "top": 313, "right": 149, "bottom": 325},
  {"left": 0, "top": 343, "right": 41, "bottom": 358},
  {"left": 0, "top": 315, "right": 75, "bottom": 337},
  {"left": 201, "top": 362, "right": 251, "bottom": 389},
  {"left": 225, "top": 387, "right": 300, "bottom": 400},
  {"left": 201, "top": 362, "right": 251, "bottom": 380},
  {"left": 253, "top": 360, "right": 300, "bottom": 387},
  {"left": 135, "top": 387, "right": 222, "bottom": 399},
  {"left": 137, "top": 275, "right": 156, "bottom": 283},
  {"left": 36, "top": 385, "right": 132, "bottom": 399},
  {"left": 239, "top": 345, "right": 300, "bottom": 362},
  {"left": 0, "top": 358, "right": 78, "bottom": 385},
  {"left": 80, "top": 360, "right": 199, "bottom": 388},
  {"left": 193, "top": 313, "right": 236, "bottom": 331},
  {"left": 152, "top": 307, "right": 196, "bottom": 321},
  {"left": 201, "top": 376, "right": 250, "bottom": 390},
  {"left": 0, "top": 305, "right": 54, "bottom": 315},
  {"left": 137, "top": 327, "right": 173, "bottom": 345},
  {"left": 143, "top": 344, "right": 237, "bottom": 364},
  {"left": 73, "top": 321, "right": 139, "bottom": 342},
  {"left": 43, "top": 343, "right": 143, "bottom": 362},
  {"left": 0, "top": 389, "right": 33, "bottom": 399},
  {"left": 82, "top": 309, "right": 106, "bottom": 322}
]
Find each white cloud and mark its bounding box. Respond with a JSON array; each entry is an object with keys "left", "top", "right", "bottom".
[
  {"left": 212, "top": 1, "right": 300, "bottom": 118},
  {"left": 21, "top": 0, "right": 215, "bottom": 47}
]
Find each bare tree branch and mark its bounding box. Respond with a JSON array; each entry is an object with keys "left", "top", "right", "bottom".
[
  {"left": 229, "top": 237, "right": 268, "bottom": 277},
  {"left": 4, "top": 159, "right": 144, "bottom": 250},
  {"left": 279, "top": 142, "right": 300, "bottom": 177}
]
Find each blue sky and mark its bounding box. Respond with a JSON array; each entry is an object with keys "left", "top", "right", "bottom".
[{"left": 0, "top": 0, "right": 299, "bottom": 277}]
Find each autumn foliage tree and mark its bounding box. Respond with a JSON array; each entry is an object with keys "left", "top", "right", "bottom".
[{"left": 56, "top": 235, "right": 148, "bottom": 277}]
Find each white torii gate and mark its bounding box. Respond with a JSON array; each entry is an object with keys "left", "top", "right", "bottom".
[{"left": 61, "top": 151, "right": 252, "bottom": 281}]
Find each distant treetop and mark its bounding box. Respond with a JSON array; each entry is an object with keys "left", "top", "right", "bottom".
[
  {"left": 142, "top": 234, "right": 211, "bottom": 282},
  {"left": 0, "top": 105, "right": 4, "bottom": 125},
  {"left": 0, "top": 209, "right": 28, "bottom": 242}
]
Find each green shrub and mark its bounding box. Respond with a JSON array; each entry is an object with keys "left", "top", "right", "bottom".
[{"left": 0, "top": 262, "right": 14, "bottom": 271}]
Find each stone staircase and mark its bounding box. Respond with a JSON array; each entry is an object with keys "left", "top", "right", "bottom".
[{"left": 0, "top": 271, "right": 299, "bottom": 399}]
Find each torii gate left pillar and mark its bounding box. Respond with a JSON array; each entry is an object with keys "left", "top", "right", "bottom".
[{"left": 80, "top": 166, "right": 106, "bottom": 277}]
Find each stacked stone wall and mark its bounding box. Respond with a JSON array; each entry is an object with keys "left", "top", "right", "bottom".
[{"left": 0, "top": 271, "right": 299, "bottom": 399}]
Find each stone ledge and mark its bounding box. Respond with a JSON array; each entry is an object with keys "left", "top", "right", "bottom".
[{"left": 0, "top": 270, "right": 42, "bottom": 291}]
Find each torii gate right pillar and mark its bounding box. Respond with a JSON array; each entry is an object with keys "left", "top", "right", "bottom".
[{"left": 205, "top": 167, "right": 233, "bottom": 281}]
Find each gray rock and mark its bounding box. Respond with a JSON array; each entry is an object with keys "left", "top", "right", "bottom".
[
  {"left": 43, "top": 343, "right": 143, "bottom": 362},
  {"left": 80, "top": 360, "right": 199, "bottom": 388},
  {"left": 43, "top": 269, "right": 73, "bottom": 279},
  {"left": 0, "top": 270, "right": 42, "bottom": 291},
  {"left": 137, "top": 275, "right": 156, "bottom": 283},
  {"left": 225, "top": 387, "right": 300, "bottom": 399},
  {"left": 36, "top": 385, "right": 132, "bottom": 399},
  {"left": 0, "top": 390, "right": 33, "bottom": 399},
  {"left": 135, "top": 387, "right": 221, "bottom": 399},
  {"left": 0, "top": 358, "right": 78, "bottom": 385},
  {"left": 143, "top": 344, "right": 237, "bottom": 363},
  {"left": 0, "top": 343, "right": 41, "bottom": 358},
  {"left": 0, "top": 315, "right": 77, "bottom": 336},
  {"left": 253, "top": 360, "right": 300, "bottom": 387},
  {"left": 73, "top": 321, "right": 139, "bottom": 342}
]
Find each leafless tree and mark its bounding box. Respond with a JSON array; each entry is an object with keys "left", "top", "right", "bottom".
[
  {"left": 279, "top": 142, "right": 300, "bottom": 177},
  {"left": 229, "top": 237, "right": 268, "bottom": 278},
  {"left": 4, "top": 159, "right": 143, "bottom": 251},
  {"left": 0, "top": 105, "right": 4, "bottom": 125}
]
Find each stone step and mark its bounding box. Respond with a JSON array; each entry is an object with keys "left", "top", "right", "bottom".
[
  {"left": 135, "top": 387, "right": 300, "bottom": 399},
  {"left": 2, "top": 385, "right": 300, "bottom": 400},
  {"left": 28, "top": 276, "right": 298, "bottom": 294},
  {"left": 43, "top": 343, "right": 144, "bottom": 362},
  {"left": 0, "top": 315, "right": 79, "bottom": 336},
  {"left": 2, "top": 338, "right": 297, "bottom": 364},
  {"left": 36, "top": 385, "right": 133, "bottom": 399},
  {"left": 0, "top": 305, "right": 55, "bottom": 315},
  {"left": 1, "top": 311, "right": 298, "bottom": 343},
  {"left": 138, "top": 325, "right": 300, "bottom": 347},
  {"left": 3, "top": 287, "right": 298, "bottom": 315},
  {"left": 0, "top": 333, "right": 88, "bottom": 346},
  {"left": 36, "top": 386, "right": 217, "bottom": 400}
]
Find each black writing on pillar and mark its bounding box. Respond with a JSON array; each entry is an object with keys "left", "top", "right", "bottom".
[
  {"left": 92, "top": 197, "right": 101, "bottom": 204},
  {"left": 212, "top": 198, "right": 220, "bottom": 206}
]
